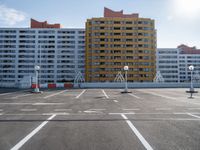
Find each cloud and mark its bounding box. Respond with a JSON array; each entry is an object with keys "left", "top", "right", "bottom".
[
  {"left": 0, "top": 4, "right": 27, "bottom": 26},
  {"left": 167, "top": 16, "right": 174, "bottom": 21}
]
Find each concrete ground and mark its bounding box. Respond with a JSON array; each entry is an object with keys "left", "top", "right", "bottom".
[{"left": 0, "top": 88, "right": 200, "bottom": 150}]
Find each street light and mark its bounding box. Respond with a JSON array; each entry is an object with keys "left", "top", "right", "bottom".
[
  {"left": 186, "top": 65, "right": 198, "bottom": 98},
  {"left": 34, "top": 65, "right": 40, "bottom": 93},
  {"left": 189, "top": 65, "right": 194, "bottom": 91},
  {"left": 121, "top": 66, "right": 131, "bottom": 93}
]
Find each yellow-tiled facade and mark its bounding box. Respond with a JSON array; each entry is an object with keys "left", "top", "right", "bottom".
[{"left": 85, "top": 13, "right": 156, "bottom": 82}]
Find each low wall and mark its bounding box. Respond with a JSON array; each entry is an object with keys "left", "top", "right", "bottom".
[
  {"left": 0, "top": 83, "right": 17, "bottom": 88},
  {"left": 1, "top": 82, "right": 200, "bottom": 89},
  {"left": 79, "top": 82, "right": 200, "bottom": 89}
]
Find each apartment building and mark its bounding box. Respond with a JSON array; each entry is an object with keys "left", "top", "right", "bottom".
[
  {"left": 157, "top": 45, "right": 200, "bottom": 82},
  {"left": 0, "top": 19, "right": 85, "bottom": 86},
  {"left": 156, "top": 48, "right": 179, "bottom": 82},
  {"left": 85, "top": 7, "right": 156, "bottom": 82}
]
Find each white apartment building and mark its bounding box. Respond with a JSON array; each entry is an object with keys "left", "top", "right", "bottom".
[
  {"left": 0, "top": 28, "right": 85, "bottom": 86},
  {"left": 156, "top": 48, "right": 179, "bottom": 82},
  {"left": 157, "top": 45, "right": 200, "bottom": 83}
]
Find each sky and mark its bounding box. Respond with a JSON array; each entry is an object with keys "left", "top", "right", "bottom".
[{"left": 0, "top": 0, "right": 199, "bottom": 48}]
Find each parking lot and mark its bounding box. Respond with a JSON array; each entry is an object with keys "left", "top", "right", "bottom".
[{"left": 0, "top": 88, "right": 200, "bottom": 150}]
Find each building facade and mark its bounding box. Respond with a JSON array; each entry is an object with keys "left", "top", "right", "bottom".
[
  {"left": 0, "top": 19, "right": 85, "bottom": 86},
  {"left": 156, "top": 48, "right": 179, "bottom": 82},
  {"left": 157, "top": 45, "right": 200, "bottom": 83},
  {"left": 85, "top": 8, "right": 156, "bottom": 82}
]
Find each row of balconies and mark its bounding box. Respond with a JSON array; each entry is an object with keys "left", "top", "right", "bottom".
[
  {"left": 89, "top": 53, "right": 155, "bottom": 57},
  {"left": 89, "top": 27, "right": 154, "bottom": 31},
  {"left": 90, "top": 58, "right": 155, "bottom": 62},
  {"left": 91, "top": 40, "right": 154, "bottom": 44},
  {"left": 87, "top": 47, "right": 155, "bottom": 50},
  {"left": 88, "top": 21, "right": 153, "bottom": 27},
  {"left": 88, "top": 32, "right": 154, "bottom": 37}
]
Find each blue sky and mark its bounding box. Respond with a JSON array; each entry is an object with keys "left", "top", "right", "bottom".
[{"left": 0, "top": 0, "right": 199, "bottom": 48}]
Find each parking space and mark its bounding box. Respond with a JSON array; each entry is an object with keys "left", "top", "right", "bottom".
[
  {"left": 126, "top": 114, "right": 200, "bottom": 150},
  {"left": 0, "top": 115, "right": 50, "bottom": 150},
  {"left": 0, "top": 88, "right": 200, "bottom": 150},
  {"left": 19, "top": 114, "right": 145, "bottom": 150}
]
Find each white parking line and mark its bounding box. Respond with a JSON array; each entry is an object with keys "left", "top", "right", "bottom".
[
  {"left": 143, "top": 91, "right": 176, "bottom": 100},
  {"left": 75, "top": 90, "right": 86, "bottom": 99},
  {"left": 144, "top": 91, "right": 200, "bottom": 106},
  {"left": 0, "top": 90, "right": 28, "bottom": 96},
  {"left": 0, "top": 103, "right": 34, "bottom": 105},
  {"left": 4, "top": 114, "right": 43, "bottom": 116},
  {"left": 121, "top": 114, "right": 154, "bottom": 150},
  {"left": 33, "top": 103, "right": 65, "bottom": 105},
  {"left": 109, "top": 112, "right": 135, "bottom": 115},
  {"left": 11, "top": 94, "right": 33, "bottom": 99},
  {"left": 1, "top": 113, "right": 67, "bottom": 116},
  {"left": 54, "top": 109, "right": 72, "bottom": 111},
  {"left": 123, "top": 108, "right": 140, "bottom": 111},
  {"left": 102, "top": 89, "right": 109, "bottom": 99},
  {"left": 128, "top": 93, "right": 141, "bottom": 99},
  {"left": 43, "top": 113, "right": 69, "bottom": 115},
  {"left": 20, "top": 109, "right": 37, "bottom": 112},
  {"left": 83, "top": 108, "right": 105, "bottom": 114},
  {"left": 84, "top": 110, "right": 101, "bottom": 113},
  {"left": 10, "top": 114, "right": 56, "bottom": 150},
  {"left": 0, "top": 92, "right": 17, "bottom": 96},
  {"left": 155, "top": 108, "right": 172, "bottom": 111},
  {"left": 113, "top": 100, "right": 118, "bottom": 103},
  {"left": 187, "top": 113, "right": 200, "bottom": 119},
  {"left": 173, "top": 112, "right": 188, "bottom": 115},
  {"left": 0, "top": 103, "right": 65, "bottom": 105},
  {"left": 89, "top": 109, "right": 106, "bottom": 111},
  {"left": 43, "top": 90, "right": 68, "bottom": 99}
]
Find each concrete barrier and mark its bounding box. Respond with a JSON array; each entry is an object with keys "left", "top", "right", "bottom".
[
  {"left": 79, "top": 82, "right": 200, "bottom": 89},
  {"left": 48, "top": 83, "right": 56, "bottom": 89},
  {"left": 30, "top": 83, "right": 73, "bottom": 89},
  {"left": 64, "top": 83, "right": 73, "bottom": 88}
]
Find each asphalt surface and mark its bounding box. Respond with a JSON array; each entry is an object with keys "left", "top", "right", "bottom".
[{"left": 0, "top": 88, "right": 200, "bottom": 150}]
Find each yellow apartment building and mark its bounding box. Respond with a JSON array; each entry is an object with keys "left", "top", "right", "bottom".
[{"left": 85, "top": 7, "right": 156, "bottom": 82}]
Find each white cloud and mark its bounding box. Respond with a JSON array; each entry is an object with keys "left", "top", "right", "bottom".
[
  {"left": 167, "top": 16, "right": 174, "bottom": 21},
  {"left": 0, "top": 4, "right": 27, "bottom": 26}
]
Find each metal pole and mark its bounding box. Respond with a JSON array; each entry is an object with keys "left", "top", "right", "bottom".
[
  {"left": 186, "top": 65, "right": 198, "bottom": 98},
  {"left": 36, "top": 70, "right": 38, "bottom": 89},
  {"left": 125, "top": 70, "right": 128, "bottom": 92},
  {"left": 191, "top": 70, "right": 193, "bottom": 91},
  {"left": 33, "top": 65, "right": 41, "bottom": 93},
  {"left": 39, "top": 45, "right": 41, "bottom": 85},
  {"left": 34, "top": 70, "right": 39, "bottom": 92}
]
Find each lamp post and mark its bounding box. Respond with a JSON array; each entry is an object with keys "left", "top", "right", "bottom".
[
  {"left": 124, "top": 66, "right": 128, "bottom": 92},
  {"left": 121, "top": 66, "right": 131, "bottom": 93},
  {"left": 34, "top": 65, "right": 40, "bottom": 93},
  {"left": 186, "top": 65, "right": 198, "bottom": 98},
  {"left": 189, "top": 65, "right": 194, "bottom": 91}
]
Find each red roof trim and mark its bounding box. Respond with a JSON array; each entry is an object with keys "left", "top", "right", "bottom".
[
  {"left": 178, "top": 44, "right": 200, "bottom": 54},
  {"left": 30, "top": 18, "right": 61, "bottom": 28},
  {"left": 104, "top": 7, "right": 138, "bottom": 18}
]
